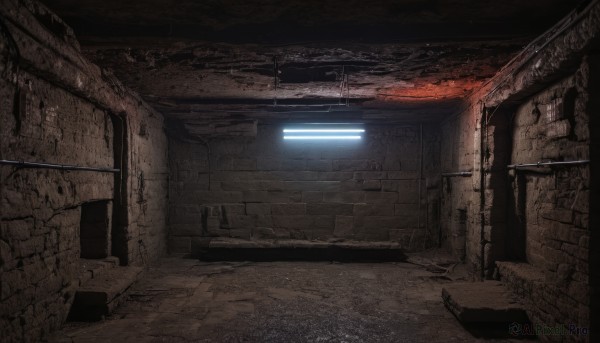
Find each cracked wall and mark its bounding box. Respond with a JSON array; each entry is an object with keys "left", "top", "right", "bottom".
[
  {"left": 502, "top": 66, "right": 590, "bottom": 332},
  {"left": 0, "top": 1, "right": 168, "bottom": 341},
  {"left": 168, "top": 124, "right": 441, "bottom": 253},
  {"left": 439, "top": 1, "right": 598, "bottom": 338}
]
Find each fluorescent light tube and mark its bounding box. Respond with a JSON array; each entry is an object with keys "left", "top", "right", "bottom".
[
  {"left": 283, "top": 136, "right": 362, "bottom": 140},
  {"left": 283, "top": 129, "right": 365, "bottom": 133}
]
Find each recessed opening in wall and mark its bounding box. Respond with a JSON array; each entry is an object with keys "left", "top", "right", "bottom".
[
  {"left": 283, "top": 123, "right": 364, "bottom": 141},
  {"left": 80, "top": 200, "right": 112, "bottom": 259}
]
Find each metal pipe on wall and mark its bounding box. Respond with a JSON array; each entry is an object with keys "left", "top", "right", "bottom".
[
  {"left": 507, "top": 160, "right": 590, "bottom": 169},
  {"left": 0, "top": 159, "right": 120, "bottom": 173},
  {"left": 441, "top": 171, "right": 472, "bottom": 177}
]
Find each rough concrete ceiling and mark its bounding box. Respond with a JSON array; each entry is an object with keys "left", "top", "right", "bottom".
[{"left": 42, "top": 0, "right": 586, "bottom": 126}]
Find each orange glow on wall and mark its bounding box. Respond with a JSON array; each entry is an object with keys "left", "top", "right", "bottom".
[{"left": 378, "top": 79, "right": 483, "bottom": 102}]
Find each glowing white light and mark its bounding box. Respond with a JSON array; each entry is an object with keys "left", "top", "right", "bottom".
[
  {"left": 283, "top": 129, "right": 365, "bottom": 133},
  {"left": 283, "top": 135, "right": 362, "bottom": 140}
]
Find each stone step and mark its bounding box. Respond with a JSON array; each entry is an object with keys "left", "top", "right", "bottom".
[
  {"left": 496, "top": 261, "right": 545, "bottom": 298},
  {"left": 442, "top": 281, "right": 529, "bottom": 323},
  {"left": 70, "top": 266, "right": 143, "bottom": 321},
  {"left": 79, "top": 257, "right": 120, "bottom": 285},
  {"left": 193, "top": 237, "right": 406, "bottom": 262}
]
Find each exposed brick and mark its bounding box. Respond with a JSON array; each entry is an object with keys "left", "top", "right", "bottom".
[
  {"left": 194, "top": 191, "right": 244, "bottom": 203},
  {"left": 364, "top": 192, "right": 398, "bottom": 204},
  {"left": 306, "top": 203, "right": 353, "bottom": 215},
  {"left": 256, "top": 158, "right": 280, "bottom": 171},
  {"left": 220, "top": 181, "right": 284, "bottom": 191},
  {"left": 353, "top": 203, "right": 394, "bottom": 216},
  {"left": 334, "top": 216, "right": 354, "bottom": 237},
  {"left": 362, "top": 180, "right": 382, "bottom": 191},
  {"left": 540, "top": 208, "right": 574, "bottom": 224},
  {"left": 332, "top": 159, "right": 370, "bottom": 171},
  {"left": 323, "top": 191, "right": 365, "bottom": 203},
  {"left": 353, "top": 171, "right": 387, "bottom": 180},
  {"left": 306, "top": 160, "right": 332, "bottom": 171},
  {"left": 271, "top": 203, "right": 307, "bottom": 215},
  {"left": 317, "top": 172, "right": 354, "bottom": 181},
  {"left": 314, "top": 215, "right": 335, "bottom": 229},
  {"left": 394, "top": 203, "right": 419, "bottom": 216},
  {"left": 301, "top": 191, "right": 323, "bottom": 203},
  {"left": 221, "top": 204, "right": 246, "bottom": 215},
  {"left": 246, "top": 203, "right": 271, "bottom": 215},
  {"left": 243, "top": 191, "right": 301, "bottom": 203},
  {"left": 272, "top": 216, "right": 314, "bottom": 230},
  {"left": 280, "top": 159, "right": 306, "bottom": 171},
  {"left": 387, "top": 171, "right": 419, "bottom": 180},
  {"left": 280, "top": 181, "right": 340, "bottom": 191},
  {"left": 222, "top": 215, "right": 256, "bottom": 229}
]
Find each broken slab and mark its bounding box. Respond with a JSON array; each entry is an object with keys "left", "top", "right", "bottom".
[
  {"left": 442, "top": 281, "right": 529, "bottom": 323},
  {"left": 70, "top": 266, "right": 144, "bottom": 321}
]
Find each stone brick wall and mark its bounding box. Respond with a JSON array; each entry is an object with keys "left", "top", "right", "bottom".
[
  {"left": 439, "top": 2, "right": 599, "bottom": 338},
  {"left": 0, "top": 1, "right": 168, "bottom": 341},
  {"left": 440, "top": 107, "right": 480, "bottom": 266},
  {"left": 506, "top": 68, "right": 590, "bottom": 330},
  {"left": 168, "top": 124, "right": 440, "bottom": 253},
  {"left": 0, "top": 75, "right": 114, "bottom": 342},
  {"left": 588, "top": 54, "right": 600, "bottom": 340}
]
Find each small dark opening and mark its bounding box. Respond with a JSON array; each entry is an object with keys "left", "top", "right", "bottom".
[{"left": 80, "top": 201, "right": 112, "bottom": 259}]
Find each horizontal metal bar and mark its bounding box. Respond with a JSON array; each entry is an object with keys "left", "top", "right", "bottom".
[
  {"left": 507, "top": 160, "right": 590, "bottom": 169},
  {"left": 0, "top": 160, "right": 120, "bottom": 173},
  {"left": 441, "top": 171, "right": 472, "bottom": 177}
]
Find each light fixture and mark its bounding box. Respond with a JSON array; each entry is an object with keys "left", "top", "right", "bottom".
[
  {"left": 282, "top": 124, "right": 365, "bottom": 140},
  {"left": 283, "top": 129, "right": 365, "bottom": 133},
  {"left": 284, "top": 135, "right": 362, "bottom": 140}
]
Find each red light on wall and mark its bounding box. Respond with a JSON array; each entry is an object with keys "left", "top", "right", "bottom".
[{"left": 379, "top": 79, "right": 482, "bottom": 102}]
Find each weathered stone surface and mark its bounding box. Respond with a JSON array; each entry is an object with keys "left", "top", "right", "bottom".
[
  {"left": 364, "top": 192, "right": 399, "bottom": 204},
  {"left": 394, "top": 204, "right": 420, "bottom": 216},
  {"left": 2, "top": 0, "right": 596, "bottom": 341},
  {"left": 0, "top": 2, "right": 168, "bottom": 341},
  {"left": 354, "top": 203, "right": 395, "bottom": 216},
  {"left": 334, "top": 216, "right": 354, "bottom": 238},
  {"left": 72, "top": 266, "right": 144, "bottom": 320},
  {"left": 361, "top": 180, "right": 382, "bottom": 191},
  {"left": 439, "top": 2, "right": 598, "bottom": 335},
  {"left": 301, "top": 191, "right": 323, "bottom": 203},
  {"left": 168, "top": 125, "right": 438, "bottom": 245},
  {"left": 270, "top": 203, "right": 306, "bottom": 215},
  {"left": 442, "top": 281, "right": 528, "bottom": 323},
  {"left": 246, "top": 203, "right": 271, "bottom": 216},
  {"left": 306, "top": 203, "right": 353, "bottom": 215}
]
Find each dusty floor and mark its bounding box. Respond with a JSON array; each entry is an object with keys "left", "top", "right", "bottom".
[{"left": 50, "top": 253, "right": 525, "bottom": 342}]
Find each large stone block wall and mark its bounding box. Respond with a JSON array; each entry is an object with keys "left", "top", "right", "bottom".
[
  {"left": 506, "top": 67, "right": 590, "bottom": 329},
  {"left": 168, "top": 124, "right": 440, "bottom": 253},
  {"left": 439, "top": 106, "right": 481, "bottom": 266},
  {"left": 588, "top": 54, "right": 600, "bottom": 340},
  {"left": 440, "top": 2, "right": 599, "bottom": 338},
  {"left": 0, "top": 76, "right": 114, "bottom": 342},
  {"left": 0, "top": 1, "right": 168, "bottom": 342}
]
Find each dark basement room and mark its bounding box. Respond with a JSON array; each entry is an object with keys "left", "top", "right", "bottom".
[{"left": 1, "top": 0, "right": 599, "bottom": 342}]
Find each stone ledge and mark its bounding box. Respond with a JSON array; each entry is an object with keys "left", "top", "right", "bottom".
[
  {"left": 78, "top": 257, "right": 120, "bottom": 286},
  {"left": 191, "top": 237, "right": 407, "bottom": 262},
  {"left": 207, "top": 237, "right": 404, "bottom": 250},
  {"left": 442, "top": 281, "right": 529, "bottom": 323},
  {"left": 70, "top": 266, "right": 144, "bottom": 321},
  {"left": 496, "top": 261, "right": 546, "bottom": 299}
]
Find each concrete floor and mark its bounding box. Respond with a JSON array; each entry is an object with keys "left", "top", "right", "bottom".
[{"left": 51, "top": 253, "right": 523, "bottom": 342}]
